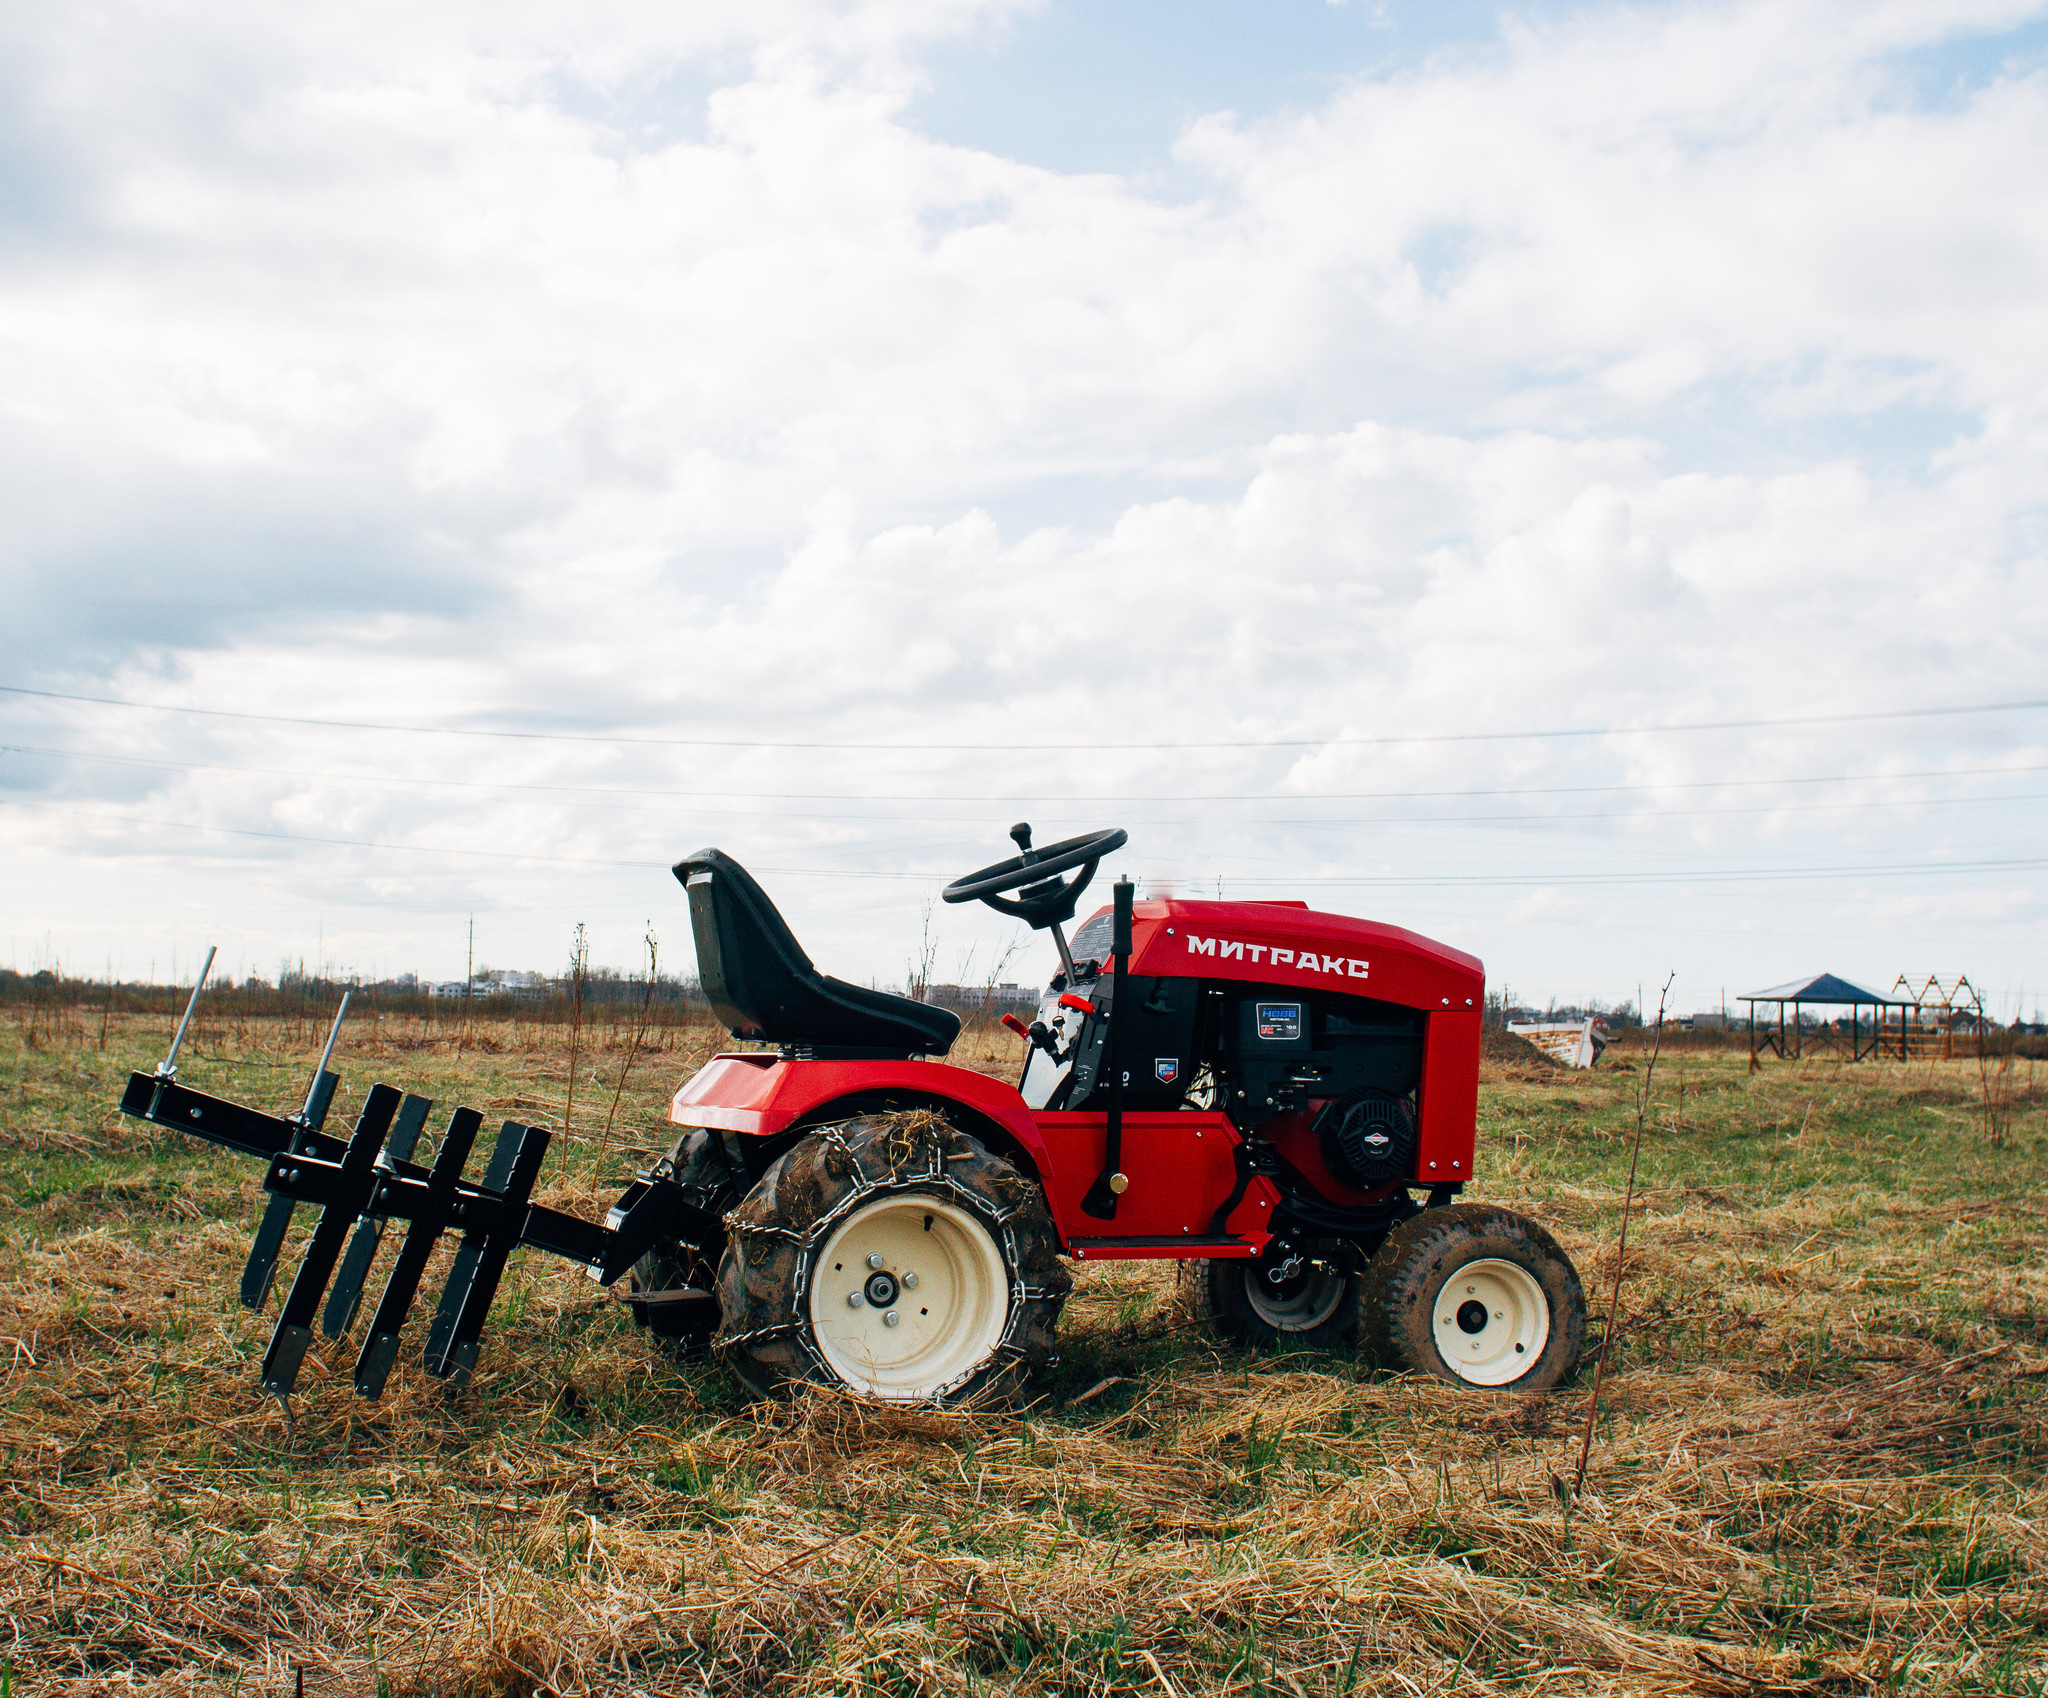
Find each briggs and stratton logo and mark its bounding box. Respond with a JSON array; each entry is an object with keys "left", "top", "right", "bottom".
[{"left": 1183, "top": 933, "right": 1369, "bottom": 980}]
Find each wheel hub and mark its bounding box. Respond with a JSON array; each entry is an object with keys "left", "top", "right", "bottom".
[
  {"left": 1243, "top": 1244, "right": 1347, "bottom": 1332},
  {"left": 1432, "top": 1257, "right": 1550, "bottom": 1386},
  {"left": 809, "top": 1195, "right": 1008, "bottom": 1400}
]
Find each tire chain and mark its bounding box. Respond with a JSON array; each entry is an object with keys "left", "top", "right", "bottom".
[{"left": 716, "top": 1114, "right": 1070, "bottom": 1402}]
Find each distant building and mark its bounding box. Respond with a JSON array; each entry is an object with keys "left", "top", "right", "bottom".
[{"left": 923, "top": 982, "right": 1039, "bottom": 1012}]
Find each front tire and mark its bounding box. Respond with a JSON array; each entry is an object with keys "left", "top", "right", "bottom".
[
  {"left": 1361, "top": 1204, "right": 1585, "bottom": 1391},
  {"left": 716, "top": 1113, "right": 1071, "bottom": 1405}
]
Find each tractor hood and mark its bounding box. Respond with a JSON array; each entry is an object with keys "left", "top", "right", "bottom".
[{"left": 1070, "top": 897, "right": 1484, "bottom": 1012}]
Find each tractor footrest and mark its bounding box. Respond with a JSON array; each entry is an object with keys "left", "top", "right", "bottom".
[{"left": 1068, "top": 1234, "right": 1251, "bottom": 1253}]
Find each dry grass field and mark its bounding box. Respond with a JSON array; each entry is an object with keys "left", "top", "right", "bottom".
[{"left": 2, "top": 1003, "right": 2045, "bottom": 1696}]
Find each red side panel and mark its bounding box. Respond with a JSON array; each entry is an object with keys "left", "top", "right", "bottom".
[
  {"left": 1415, "top": 1009, "right": 1480, "bottom": 1183},
  {"left": 1030, "top": 1111, "right": 1276, "bottom": 1259}
]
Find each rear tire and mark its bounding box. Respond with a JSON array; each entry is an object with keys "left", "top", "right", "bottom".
[
  {"left": 715, "top": 1113, "right": 1071, "bottom": 1405},
  {"left": 1361, "top": 1204, "right": 1584, "bottom": 1391}
]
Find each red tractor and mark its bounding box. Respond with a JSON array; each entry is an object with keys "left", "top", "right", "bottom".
[
  {"left": 118, "top": 825, "right": 1584, "bottom": 1407},
  {"left": 629, "top": 826, "right": 1585, "bottom": 1403}
]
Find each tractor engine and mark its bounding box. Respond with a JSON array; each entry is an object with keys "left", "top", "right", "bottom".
[{"left": 1022, "top": 922, "right": 1431, "bottom": 1193}]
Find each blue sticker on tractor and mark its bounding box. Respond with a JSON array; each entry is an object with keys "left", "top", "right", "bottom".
[
  {"left": 1154, "top": 1057, "right": 1179, "bottom": 1084},
  {"left": 1256, "top": 1002, "right": 1302, "bottom": 1041}
]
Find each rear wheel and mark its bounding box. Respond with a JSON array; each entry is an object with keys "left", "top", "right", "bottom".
[
  {"left": 716, "top": 1113, "right": 1070, "bottom": 1405},
  {"left": 1361, "top": 1204, "right": 1584, "bottom": 1391}
]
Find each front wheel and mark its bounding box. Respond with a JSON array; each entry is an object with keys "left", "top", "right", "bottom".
[
  {"left": 716, "top": 1114, "right": 1070, "bottom": 1405},
  {"left": 1361, "top": 1204, "right": 1585, "bottom": 1391}
]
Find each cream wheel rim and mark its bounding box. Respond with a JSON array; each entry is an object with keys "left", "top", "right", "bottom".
[
  {"left": 1431, "top": 1257, "right": 1549, "bottom": 1386},
  {"left": 809, "top": 1195, "right": 1009, "bottom": 1400}
]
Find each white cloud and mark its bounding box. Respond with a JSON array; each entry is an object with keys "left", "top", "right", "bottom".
[{"left": 2, "top": 0, "right": 2045, "bottom": 1004}]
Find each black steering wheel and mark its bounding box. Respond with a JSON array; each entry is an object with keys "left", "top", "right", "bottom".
[{"left": 942, "top": 823, "right": 1128, "bottom": 929}]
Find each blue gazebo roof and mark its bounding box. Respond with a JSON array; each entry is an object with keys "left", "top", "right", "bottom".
[{"left": 1743, "top": 973, "right": 1895, "bottom": 1005}]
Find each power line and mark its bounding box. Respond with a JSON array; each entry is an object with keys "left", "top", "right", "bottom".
[
  {"left": 5, "top": 681, "right": 2046, "bottom": 752},
  {"left": 6, "top": 739, "right": 2048, "bottom": 807},
  {"left": 1242, "top": 857, "right": 2048, "bottom": 888},
  {"left": 4, "top": 795, "right": 2044, "bottom": 889},
  {"left": 0, "top": 797, "right": 657, "bottom": 869}
]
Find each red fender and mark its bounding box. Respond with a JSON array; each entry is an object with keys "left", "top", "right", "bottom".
[{"left": 671, "top": 1054, "right": 1276, "bottom": 1257}]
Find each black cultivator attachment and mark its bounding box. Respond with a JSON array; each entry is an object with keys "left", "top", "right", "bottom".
[{"left": 121, "top": 967, "right": 715, "bottom": 1400}]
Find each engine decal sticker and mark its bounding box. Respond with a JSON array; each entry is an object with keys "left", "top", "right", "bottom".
[
  {"left": 1255, "top": 1002, "right": 1302, "bottom": 1041},
  {"left": 1182, "top": 932, "right": 1369, "bottom": 979},
  {"left": 1153, "top": 1057, "right": 1180, "bottom": 1083}
]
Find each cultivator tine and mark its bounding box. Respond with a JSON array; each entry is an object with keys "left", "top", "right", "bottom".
[
  {"left": 118, "top": 982, "right": 713, "bottom": 1404},
  {"left": 423, "top": 1122, "right": 552, "bottom": 1389},
  {"left": 321, "top": 1092, "right": 432, "bottom": 1340},
  {"left": 354, "top": 1106, "right": 483, "bottom": 1399},
  {"left": 422, "top": 1120, "right": 524, "bottom": 1370},
  {"left": 260, "top": 1084, "right": 403, "bottom": 1397},
  {"left": 239, "top": 1068, "right": 341, "bottom": 1309}
]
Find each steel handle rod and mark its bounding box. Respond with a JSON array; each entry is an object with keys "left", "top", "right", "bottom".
[
  {"left": 301, "top": 992, "right": 352, "bottom": 1121},
  {"left": 158, "top": 946, "right": 218, "bottom": 1078}
]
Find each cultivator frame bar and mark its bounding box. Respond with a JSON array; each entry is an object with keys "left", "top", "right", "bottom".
[{"left": 119, "top": 960, "right": 713, "bottom": 1401}]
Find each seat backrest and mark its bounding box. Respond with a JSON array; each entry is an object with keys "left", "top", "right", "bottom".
[{"left": 675, "top": 849, "right": 961, "bottom": 1056}]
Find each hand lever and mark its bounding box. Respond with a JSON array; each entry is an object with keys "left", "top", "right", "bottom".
[
  {"left": 1080, "top": 877, "right": 1134, "bottom": 1221},
  {"left": 1001, "top": 1012, "right": 1060, "bottom": 1056}
]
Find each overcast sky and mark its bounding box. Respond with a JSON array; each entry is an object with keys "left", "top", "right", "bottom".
[{"left": 4, "top": 0, "right": 2046, "bottom": 1018}]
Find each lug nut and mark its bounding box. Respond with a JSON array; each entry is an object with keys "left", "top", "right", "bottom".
[
  {"left": 867, "top": 1252, "right": 885, "bottom": 1270},
  {"left": 902, "top": 1271, "right": 920, "bottom": 1290},
  {"left": 883, "top": 1311, "right": 901, "bottom": 1327},
  {"left": 847, "top": 1291, "right": 865, "bottom": 1307}
]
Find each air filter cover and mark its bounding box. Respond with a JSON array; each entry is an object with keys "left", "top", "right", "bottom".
[{"left": 1316, "top": 1089, "right": 1417, "bottom": 1188}]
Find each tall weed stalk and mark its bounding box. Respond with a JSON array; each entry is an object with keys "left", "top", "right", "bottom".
[
  {"left": 597, "top": 928, "right": 659, "bottom": 1168},
  {"left": 1575, "top": 972, "right": 1673, "bottom": 1494},
  {"left": 562, "top": 923, "right": 589, "bottom": 1136},
  {"left": 1976, "top": 1025, "right": 2017, "bottom": 1148}
]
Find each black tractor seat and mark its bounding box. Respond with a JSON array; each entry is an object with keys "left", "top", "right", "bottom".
[{"left": 675, "top": 849, "right": 961, "bottom": 1058}]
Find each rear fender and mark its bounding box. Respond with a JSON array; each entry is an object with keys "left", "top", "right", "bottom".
[{"left": 672, "top": 1054, "right": 1052, "bottom": 1187}]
